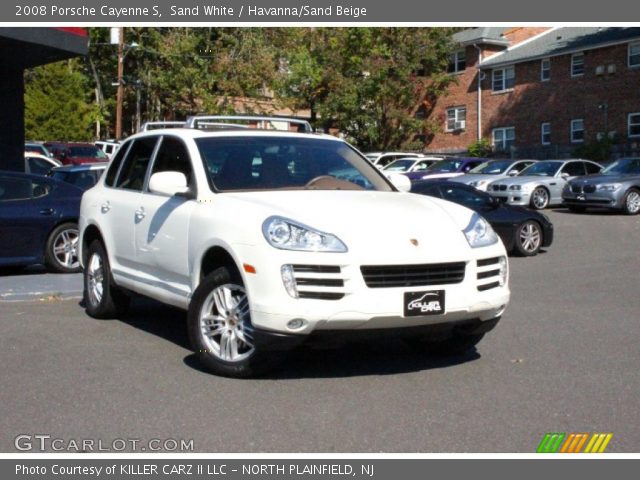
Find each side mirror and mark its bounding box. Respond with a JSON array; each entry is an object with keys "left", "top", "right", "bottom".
[
  {"left": 560, "top": 172, "right": 570, "bottom": 179},
  {"left": 508, "top": 170, "right": 519, "bottom": 176},
  {"left": 149, "top": 171, "right": 190, "bottom": 197},
  {"left": 386, "top": 173, "right": 412, "bottom": 192}
]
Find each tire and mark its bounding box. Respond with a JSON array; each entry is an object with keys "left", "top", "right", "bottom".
[
  {"left": 187, "top": 267, "right": 283, "bottom": 378},
  {"left": 406, "top": 333, "right": 485, "bottom": 356},
  {"left": 622, "top": 188, "right": 640, "bottom": 215},
  {"left": 83, "top": 240, "right": 130, "bottom": 319},
  {"left": 44, "top": 222, "right": 80, "bottom": 273},
  {"left": 530, "top": 187, "right": 550, "bottom": 210},
  {"left": 514, "top": 220, "right": 543, "bottom": 256},
  {"left": 568, "top": 205, "right": 586, "bottom": 213}
]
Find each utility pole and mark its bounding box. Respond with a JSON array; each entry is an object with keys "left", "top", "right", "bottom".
[{"left": 115, "top": 27, "right": 124, "bottom": 140}]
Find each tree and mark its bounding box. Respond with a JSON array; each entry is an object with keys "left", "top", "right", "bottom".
[{"left": 24, "top": 59, "right": 98, "bottom": 141}]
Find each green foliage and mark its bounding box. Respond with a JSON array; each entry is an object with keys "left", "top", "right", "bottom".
[
  {"left": 468, "top": 138, "right": 493, "bottom": 157},
  {"left": 573, "top": 137, "right": 618, "bottom": 163},
  {"left": 24, "top": 60, "right": 99, "bottom": 141}
]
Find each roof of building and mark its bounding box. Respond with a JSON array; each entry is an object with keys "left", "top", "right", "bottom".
[
  {"left": 481, "top": 27, "right": 640, "bottom": 68},
  {"left": 453, "top": 28, "right": 511, "bottom": 46}
]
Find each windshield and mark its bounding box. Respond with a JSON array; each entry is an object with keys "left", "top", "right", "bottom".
[
  {"left": 427, "top": 158, "right": 464, "bottom": 173},
  {"left": 519, "top": 161, "right": 562, "bottom": 177},
  {"left": 383, "top": 159, "right": 415, "bottom": 172},
  {"left": 469, "top": 160, "right": 512, "bottom": 174},
  {"left": 196, "top": 136, "right": 392, "bottom": 192},
  {"left": 68, "top": 146, "right": 107, "bottom": 159},
  {"left": 602, "top": 158, "right": 640, "bottom": 175}
]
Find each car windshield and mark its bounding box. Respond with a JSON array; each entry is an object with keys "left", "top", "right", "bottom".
[
  {"left": 468, "top": 160, "right": 512, "bottom": 174},
  {"left": 68, "top": 146, "right": 107, "bottom": 158},
  {"left": 383, "top": 159, "right": 416, "bottom": 172},
  {"left": 196, "top": 136, "right": 392, "bottom": 192},
  {"left": 519, "top": 161, "right": 562, "bottom": 177},
  {"left": 601, "top": 158, "right": 640, "bottom": 175},
  {"left": 427, "top": 159, "right": 464, "bottom": 173}
]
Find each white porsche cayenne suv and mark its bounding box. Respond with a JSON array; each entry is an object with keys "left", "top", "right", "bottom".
[{"left": 79, "top": 116, "right": 510, "bottom": 377}]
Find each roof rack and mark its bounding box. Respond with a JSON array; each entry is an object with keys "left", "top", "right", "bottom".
[
  {"left": 140, "top": 121, "right": 185, "bottom": 132},
  {"left": 184, "top": 115, "right": 313, "bottom": 133}
]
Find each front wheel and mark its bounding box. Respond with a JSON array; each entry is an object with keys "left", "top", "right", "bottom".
[
  {"left": 187, "top": 267, "right": 283, "bottom": 378},
  {"left": 514, "top": 220, "right": 542, "bottom": 256},
  {"left": 622, "top": 189, "right": 640, "bottom": 215},
  {"left": 45, "top": 223, "right": 80, "bottom": 273},
  {"left": 83, "top": 240, "right": 130, "bottom": 318},
  {"left": 530, "top": 187, "right": 550, "bottom": 210}
]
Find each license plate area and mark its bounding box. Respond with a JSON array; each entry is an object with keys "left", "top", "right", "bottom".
[{"left": 404, "top": 290, "right": 445, "bottom": 317}]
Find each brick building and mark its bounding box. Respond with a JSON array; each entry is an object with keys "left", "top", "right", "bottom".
[{"left": 426, "top": 27, "right": 640, "bottom": 159}]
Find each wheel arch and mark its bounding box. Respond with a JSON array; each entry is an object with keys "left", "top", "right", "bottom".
[
  {"left": 196, "top": 245, "right": 244, "bottom": 289},
  {"left": 81, "top": 223, "right": 106, "bottom": 267}
]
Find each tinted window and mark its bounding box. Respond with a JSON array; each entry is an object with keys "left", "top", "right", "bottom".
[
  {"left": 105, "top": 141, "right": 132, "bottom": 187},
  {"left": 441, "top": 185, "right": 489, "bottom": 207},
  {"left": 0, "top": 177, "right": 50, "bottom": 201},
  {"left": 584, "top": 162, "right": 602, "bottom": 174},
  {"left": 149, "top": 136, "right": 194, "bottom": 186},
  {"left": 115, "top": 137, "right": 158, "bottom": 191},
  {"left": 561, "top": 162, "right": 586, "bottom": 177},
  {"left": 602, "top": 158, "right": 640, "bottom": 175},
  {"left": 27, "top": 157, "right": 53, "bottom": 175}
]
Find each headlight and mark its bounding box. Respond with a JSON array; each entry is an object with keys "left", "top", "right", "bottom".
[
  {"left": 508, "top": 185, "right": 521, "bottom": 191},
  {"left": 262, "top": 216, "right": 348, "bottom": 252},
  {"left": 470, "top": 180, "right": 489, "bottom": 189},
  {"left": 462, "top": 213, "right": 499, "bottom": 248},
  {"left": 597, "top": 184, "right": 621, "bottom": 192}
]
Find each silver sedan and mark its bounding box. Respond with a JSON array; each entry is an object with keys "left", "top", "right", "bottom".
[{"left": 487, "top": 159, "right": 602, "bottom": 210}]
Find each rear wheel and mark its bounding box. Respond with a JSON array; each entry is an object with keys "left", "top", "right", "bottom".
[
  {"left": 45, "top": 223, "right": 80, "bottom": 273},
  {"left": 187, "top": 267, "right": 283, "bottom": 378},
  {"left": 622, "top": 188, "right": 640, "bottom": 215},
  {"left": 514, "top": 220, "right": 542, "bottom": 256},
  {"left": 83, "top": 240, "right": 130, "bottom": 318},
  {"left": 530, "top": 187, "right": 549, "bottom": 210}
]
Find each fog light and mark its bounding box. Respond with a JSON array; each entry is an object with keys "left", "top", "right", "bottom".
[
  {"left": 498, "top": 256, "right": 508, "bottom": 286},
  {"left": 281, "top": 264, "right": 298, "bottom": 298},
  {"left": 287, "top": 318, "right": 306, "bottom": 330}
]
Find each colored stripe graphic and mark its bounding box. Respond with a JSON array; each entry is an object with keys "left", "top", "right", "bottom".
[{"left": 538, "top": 433, "right": 613, "bottom": 453}]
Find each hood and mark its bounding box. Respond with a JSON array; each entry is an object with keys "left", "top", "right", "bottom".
[
  {"left": 413, "top": 172, "right": 464, "bottom": 180},
  {"left": 454, "top": 173, "right": 504, "bottom": 184},
  {"left": 217, "top": 190, "right": 475, "bottom": 259},
  {"left": 569, "top": 173, "right": 640, "bottom": 184},
  {"left": 491, "top": 175, "right": 555, "bottom": 186}
]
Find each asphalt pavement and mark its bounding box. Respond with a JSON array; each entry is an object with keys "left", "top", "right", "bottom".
[{"left": 1, "top": 209, "right": 639, "bottom": 453}]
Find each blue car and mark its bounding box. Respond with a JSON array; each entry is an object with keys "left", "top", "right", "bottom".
[{"left": 0, "top": 171, "right": 84, "bottom": 273}]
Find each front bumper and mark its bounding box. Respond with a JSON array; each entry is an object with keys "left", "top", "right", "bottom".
[
  {"left": 488, "top": 190, "right": 532, "bottom": 206},
  {"left": 562, "top": 190, "right": 623, "bottom": 209},
  {"left": 232, "top": 242, "right": 510, "bottom": 336}
]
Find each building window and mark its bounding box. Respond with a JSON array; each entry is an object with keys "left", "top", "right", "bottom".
[
  {"left": 415, "top": 105, "right": 427, "bottom": 120},
  {"left": 448, "top": 50, "right": 466, "bottom": 73},
  {"left": 541, "top": 58, "right": 551, "bottom": 81},
  {"left": 492, "top": 127, "right": 515, "bottom": 151},
  {"left": 492, "top": 66, "right": 515, "bottom": 92},
  {"left": 571, "top": 53, "right": 585, "bottom": 77},
  {"left": 571, "top": 119, "right": 585, "bottom": 143},
  {"left": 629, "top": 113, "right": 640, "bottom": 137},
  {"left": 541, "top": 122, "right": 551, "bottom": 145},
  {"left": 446, "top": 106, "right": 467, "bottom": 131},
  {"left": 629, "top": 42, "right": 640, "bottom": 68}
]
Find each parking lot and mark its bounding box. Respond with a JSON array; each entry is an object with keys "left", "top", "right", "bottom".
[{"left": 1, "top": 208, "right": 639, "bottom": 453}]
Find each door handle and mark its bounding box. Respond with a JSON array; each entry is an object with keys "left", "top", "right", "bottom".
[
  {"left": 39, "top": 208, "right": 54, "bottom": 216},
  {"left": 135, "top": 207, "right": 146, "bottom": 221},
  {"left": 101, "top": 202, "right": 111, "bottom": 213}
]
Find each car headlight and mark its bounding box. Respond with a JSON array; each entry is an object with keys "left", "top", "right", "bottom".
[
  {"left": 508, "top": 185, "right": 521, "bottom": 191},
  {"left": 470, "top": 180, "right": 489, "bottom": 189},
  {"left": 597, "top": 184, "right": 621, "bottom": 192},
  {"left": 262, "top": 216, "right": 348, "bottom": 252},
  {"left": 462, "top": 213, "right": 499, "bottom": 248}
]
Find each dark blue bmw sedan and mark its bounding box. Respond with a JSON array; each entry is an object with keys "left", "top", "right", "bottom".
[{"left": 0, "top": 171, "right": 84, "bottom": 273}]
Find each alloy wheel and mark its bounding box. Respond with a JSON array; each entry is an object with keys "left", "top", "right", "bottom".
[
  {"left": 626, "top": 191, "right": 640, "bottom": 214},
  {"left": 52, "top": 228, "right": 79, "bottom": 269},
  {"left": 86, "top": 252, "right": 104, "bottom": 306},
  {"left": 519, "top": 222, "right": 541, "bottom": 254},
  {"left": 532, "top": 188, "right": 549, "bottom": 209}
]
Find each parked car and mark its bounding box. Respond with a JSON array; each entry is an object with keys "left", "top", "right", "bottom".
[
  {"left": 24, "top": 153, "right": 61, "bottom": 175},
  {"left": 49, "top": 163, "right": 107, "bottom": 191},
  {"left": 79, "top": 115, "right": 510, "bottom": 377},
  {"left": 44, "top": 142, "right": 109, "bottom": 165},
  {"left": 450, "top": 159, "right": 537, "bottom": 191},
  {"left": 382, "top": 157, "right": 440, "bottom": 174},
  {"left": 488, "top": 159, "right": 602, "bottom": 210},
  {"left": 0, "top": 171, "right": 83, "bottom": 273},
  {"left": 95, "top": 141, "right": 120, "bottom": 159},
  {"left": 412, "top": 180, "right": 553, "bottom": 256},
  {"left": 25, "top": 142, "right": 53, "bottom": 158},
  {"left": 562, "top": 157, "right": 640, "bottom": 214},
  {"left": 364, "top": 152, "right": 425, "bottom": 169},
  {"left": 407, "top": 157, "right": 487, "bottom": 182}
]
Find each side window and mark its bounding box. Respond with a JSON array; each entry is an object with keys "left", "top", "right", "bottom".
[
  {"left": 149, "top": 136, "right": 194, "bottom": 187},
  {"left": 115, "top": 137, "right": 158, "bottom": 191},
  {"left": 0, "top": 177, "right": 50, "bottom": 201},
  {"left": 414, "top": 161, "right": 431, "bottom": 172},
  {"left": 584, "top": 162, "right": 601, "bottom": 174},
  {"left": 27, "top": 157, "right": 53, "bottom": 175},
  {"left": 561, "top": 161, "right": 586, "bottom": 177},
  {"left": 105, "top": 141, "right": 132, "bottom": 187}
]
